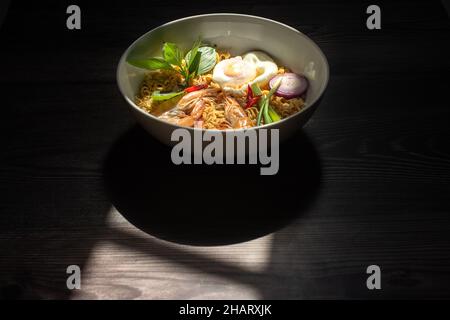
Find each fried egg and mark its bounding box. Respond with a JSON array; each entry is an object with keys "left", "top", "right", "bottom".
[
  {"left": 212, "top": 51, "right": 278, "bottom": 95},
  {"left": 212, "top": 57, "right": 257, "bottom": 90},
  {"left": 243, "top": 51, "right": 278, "bottom": 88}
]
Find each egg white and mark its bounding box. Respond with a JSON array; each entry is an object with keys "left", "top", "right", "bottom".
[
  {"left": 243, "top": 51, "right": 279, "bottom": 89},
  {"left": 212, "top": 51, "right": 279, "bottom": 96}
]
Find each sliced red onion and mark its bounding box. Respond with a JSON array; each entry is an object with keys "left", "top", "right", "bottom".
[{"left": 269, "top": 73, "right": 309, "bottom": 99}]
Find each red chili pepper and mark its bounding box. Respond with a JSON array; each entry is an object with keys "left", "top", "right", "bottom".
[
  {"left": 184, "top": 84, "right": 208, "bottom": 93},
  {"left": 245, "top": 96, "right": 260, "bottom": 109},
  {"left": 246, "top": 84, "right": 262, "bottom": 108},
  {"left": 246, "top": 84, "right": 254, "bottom": 104}
]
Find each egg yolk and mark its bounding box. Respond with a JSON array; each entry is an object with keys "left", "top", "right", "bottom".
[{"left": 224, "top": 62, "right": 243, "bottom": 77}]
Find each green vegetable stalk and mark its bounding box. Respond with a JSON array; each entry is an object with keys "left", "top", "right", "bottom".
[
  {"left": 268, "top": 105, "right": 281, "bottom": 122},
  {"left": 256, "top": 79, "right": 282, "bottom": 126},
  {"left": 263, "top": 99, "right": 272, "bottom": 125},
  {"left": 151, "top": 91, "right": 184, "bottom": 101}
]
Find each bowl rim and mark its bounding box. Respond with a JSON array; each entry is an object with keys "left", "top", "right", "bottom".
[{"left": 116, "top": 13, "right": 329, "bottom": 133}]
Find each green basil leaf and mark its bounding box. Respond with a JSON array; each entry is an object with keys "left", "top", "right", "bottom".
[
  {"left": 197, "top": 47, "right": 217, "bottom": 74},
  {"left": 185, "top": 38, "right": 201, "bottom": 71},
  {"left": 188, "top": 51, "right": 201, "bottom": 74},
  {"left": 163, "top": 42, "right": 183, "bottom": 66},
  {"left": 151, "top": 90, "right": 184, "bottom": 101},
  {"left": 185, "top": 46, "right": 217, "bottom": 75},
  {"left": 127, "top": 57, "right": 173, "bottom": 70}
]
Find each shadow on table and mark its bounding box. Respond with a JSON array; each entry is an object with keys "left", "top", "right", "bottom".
[
  {"left": 0, "top": 149, "right": 111, "bottom": 299},
  {"left": 103, "top": 126, "right": 322, "bottom": 246},
  {"left": 0, "top": 124, "right": 322, "bottom": 299},
  {"left": 102, "top": 126, "right": 322, "bottom": 298}
]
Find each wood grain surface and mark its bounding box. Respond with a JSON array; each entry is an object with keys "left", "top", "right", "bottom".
[{"left": 0, "top": 0, "right": 449, "bottom": 299}]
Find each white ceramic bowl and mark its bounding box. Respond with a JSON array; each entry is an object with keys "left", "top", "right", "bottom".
[{"left": 117, "top": 13, "right": 329, "bottom": 145}]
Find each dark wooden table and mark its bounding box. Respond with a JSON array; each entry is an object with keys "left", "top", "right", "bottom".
[{"left": 0, "top": 0, "right": 449, "bottom": 299}]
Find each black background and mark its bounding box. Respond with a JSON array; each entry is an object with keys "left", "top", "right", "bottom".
[{"left": 0, "top": 0, "right": 449, "bottom": 299}]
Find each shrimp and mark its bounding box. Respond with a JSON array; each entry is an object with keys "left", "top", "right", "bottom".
[
  {"left": 177, "top": 89, "right": 219, "bottom": 115},
  {"left": 223, "top": 96, "right": 252, "bottom": 129},
  {"left": 158, "top": 109, "right": 195, "bottom": 127},
  {"left": 158, "top": 88, "right": 219, "bottom": 127}
]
